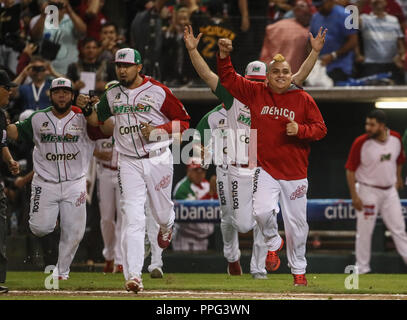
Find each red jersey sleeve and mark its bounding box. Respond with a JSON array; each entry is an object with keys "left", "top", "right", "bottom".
[
  {"left": 296, "top": 93, "right": 327, "bottom": 141},
  {"left": 216, "top": 54, "right": 259, "bottom": 108},
  {"left": 390, "top": 130, "right": 406, "bottom": 165},
  {"left": 345, "top": 134, "right": 368, "bottom": 171},
  {"left": 150, "top": 80, "right": 190, "bottom": 134}
]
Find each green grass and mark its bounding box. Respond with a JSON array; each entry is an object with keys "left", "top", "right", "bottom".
[{"left": 1, "top": 272, "right": 407, "bottom": 298}]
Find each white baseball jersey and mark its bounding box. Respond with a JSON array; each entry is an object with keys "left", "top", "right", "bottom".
[
  {"left": 95, "top": 137, "right": 119, "bottom": 169},
  {"left": 16, "top": 106, "right": 97, "bottom": 183},
  {"left": 195, "top": 104, "right": 229, "bottom": 166},
  {"left": 213, "top": 80, "right": 251, "bottom": 164},
  {"left": 345, "top": 130, "right": 406, "bottom": 187},
  {"left": 96, "top": 76, "right": 190, "bottom": 158}
]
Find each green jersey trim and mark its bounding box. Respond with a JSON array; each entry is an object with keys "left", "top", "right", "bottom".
[
  {"left": 195, "top": 104, "right": 223, "bottom": 147},
  {"left": 96, "top": 92, "right": 113, "bottom": 122},
  {"left": 214, "top": 80, "right": 234, "bottom": 110},
  {"left": 173, "top": 177, "right": 195, "bottom": 200},
  {"left": 15, "top": 106, "right": 53, "bottom": 142}
]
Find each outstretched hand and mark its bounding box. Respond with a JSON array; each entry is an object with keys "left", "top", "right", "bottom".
[
  {"left": 309, "top": 27, "right": 327, "bottom": 53},
  {"left": 184, "top": 25, "right": 202, "bottom": 51}
]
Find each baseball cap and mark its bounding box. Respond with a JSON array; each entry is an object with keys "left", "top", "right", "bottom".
[
  {"left": 50, "top": 77, "right": 73, "bottom": 91},
  {"left": 115, "top": 48, "right": 142, "bottom": 65},
  {"left": 0, "top": 70, "right": 17, "bottom": 89},
  {"left": 244, "top": 61, "right": 267, "bottom": 80},
  {"left": 187, "top": 157, "right": 204, "bottom": 170}
]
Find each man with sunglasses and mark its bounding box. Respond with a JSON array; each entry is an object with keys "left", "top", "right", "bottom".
[
  {"left": 0, "top": 69, "right": 21, "bottom": 294},
  {"left": 15, "top": 56, "right": 52, "bottom": 111}
]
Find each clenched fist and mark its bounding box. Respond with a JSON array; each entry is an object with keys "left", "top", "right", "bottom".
[{"left": 218, "top": 38, "right": 233, "bottom": 59}]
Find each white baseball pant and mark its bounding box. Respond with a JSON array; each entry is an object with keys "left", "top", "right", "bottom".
[
  {"left": 96, "top": 165, "right": 122, "bottom": 265},
  {"left": 355, "top": 183, "right": 407, "bottom": 274},
  {"left": 253, "top": 167, "right": 308, "bottom": 275},
  {"left": 145, "top": 199, "right": 163, "bottom": 273},
  {"left": 119, "top": 148, "right": 174, "bottom": 281},
  {"left": 218, "top": 165, "right": 268, "bottom": 275},
  {"left": 29, "top": 174, "right": 87, "bottom": 278}
]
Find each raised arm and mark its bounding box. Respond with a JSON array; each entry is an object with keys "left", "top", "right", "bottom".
[
  {"left": 184, "top": 25, "right": 219, "bottom": 91},
  {"left": 292, "top": 27, "right": 327, "bottom": 86},
  {"left": 217, "top": 38, "right": 257, "bottom": 107}
]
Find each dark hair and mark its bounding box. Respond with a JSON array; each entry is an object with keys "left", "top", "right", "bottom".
[
  {"left": 367, "top": 109, "right": 387, "bottom": 125},
  {"left": 30, "top": 55, "right": 47, "bottom": 64},
  {"left": 101, "top": 22, "right": 118, "bottom": 33},
  {"left": 81, "top": 37, "right": 99, "bottom": 47}
]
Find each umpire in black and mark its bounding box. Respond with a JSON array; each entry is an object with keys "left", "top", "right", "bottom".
[{"left": 0, "top": 70, "right": 20, "bottom": 294}]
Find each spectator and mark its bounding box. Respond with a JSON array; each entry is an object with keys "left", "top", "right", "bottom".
[
  {"left": 0, "top": 0, "right": 28, "bottom": 74},
  {"left": 225, "top": 0, "right": 269, "bottom": 73},
  {"left": 194, "top": 0, "right": 237, "bottom": 79},
  {"left": 268, "top": 0, "right": 296, "bottom": 23},
  {"left": 77, "top": 0, "right": 107, "bottom": 41},
  {"left": 30, "top": 0, "right": 87, "bottom": 74},
  {"left": 67, "top": 37, "right": 113, "bottom": 96},
  {"left": 360, "top": 0, "right": 407, "bottom": 30},
  {"left": 172, "top": 159, "right": 217, "bottom": 252},
  {"left": 99, "top": 22, "right": 123, "bottom": 63},
  {"left": 130, "top": 2, "right": 165, "bottom": 80},
  {"left": 310, "top": 0, "right": 358, "bottom": 83},
  {"left": 13, "top": 56, "right": 53, "bottom": 111},
  {"left": 161, "top": 6, "right": 192, "bottom": 86},
  {"left": 260, "top": 0, "right": 313, "bottom": 74},
  {"left": 356, "top": 0, "right": 405, "bottom": 84}
]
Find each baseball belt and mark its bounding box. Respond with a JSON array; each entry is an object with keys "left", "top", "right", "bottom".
[{"left": 359, "top": 181, "right": 393, "bottom": 190}]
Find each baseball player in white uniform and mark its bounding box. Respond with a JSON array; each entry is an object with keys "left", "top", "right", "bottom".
[
  {"left": 94, "top": 136, "right": 123, "bottom": 273},
  {"left": 81, "top": 48, "right": 190, "bottom": 293},
  {"left": 195, "top": 104, "right": 268, "bottom": 278},
  {"left": 346, "top": 110, "right": 407, "bottom": 274},
  {"left": 184, "top": 25, "right": 326, "bottom": 279},
  {"left": 5, "top": 78, "right": 108, "bottom": 280}
]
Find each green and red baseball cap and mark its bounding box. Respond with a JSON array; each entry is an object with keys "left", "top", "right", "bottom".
[
  {"left": 244, "top": 61, "right": 267, "bottom": 80},
  {"left": 115, "top": 48, "right": 142, "bottom": 65},
  {"left": 50, "top": 77, "right": 73, "bottom": 92}
]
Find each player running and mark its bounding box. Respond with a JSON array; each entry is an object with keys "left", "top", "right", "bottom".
[
  {"left": 81, "top": 48, "right": 190, "bottom": 293},
  {"left": 5, "top": 78, "right": 108, "bottom": 280},
  {"left": 184, "top": 25, "right": 326, "bottom": 279},
  {"left": 216, "top": 38, "right": 327, "bottom": 286}
]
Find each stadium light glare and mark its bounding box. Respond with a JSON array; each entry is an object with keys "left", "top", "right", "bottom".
[{"left": 375, "top": 99, "right": 407, "bottom": 109}]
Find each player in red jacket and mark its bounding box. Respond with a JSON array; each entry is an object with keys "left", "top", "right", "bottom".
[{"left": 216, "top": 39, "right": 327, "bottom": 286}]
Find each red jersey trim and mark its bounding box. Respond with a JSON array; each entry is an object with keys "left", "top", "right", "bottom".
[{"left": 345, "top": 134, "right": 369, "bottom": 171}]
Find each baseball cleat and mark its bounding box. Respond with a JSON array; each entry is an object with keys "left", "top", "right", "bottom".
[
  {"left": 157, "top": 228, "right": 173, "bottom": 249},
  {"left": 293, "top": 274, "right": 308, "bottom": 286},
  {"left": 227, "top": 260, "right": 243, "bottom": 276},
  {"left": 54, "top": 275, "right": 69, "bottom": 281},
  {"left": 103, "top": 260, "right": 114, "bottom": 273},
  {"left": 125, "top": 278, "right": 144, "bottom": 293},
  {"left": 113, "top": 264, "right": 123, "bottom": 273},
  {"left": 251, "top": 273, "right": 268, "bottom": 280},
  {"left": 0, "top": 286, "right": 9, "bottom": 294},
  {"left": 265, "top": 238, "right": 284, "bottom": 272},
  {"left": 150, "top": 268, "right": 164, "bottom": 279}
]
